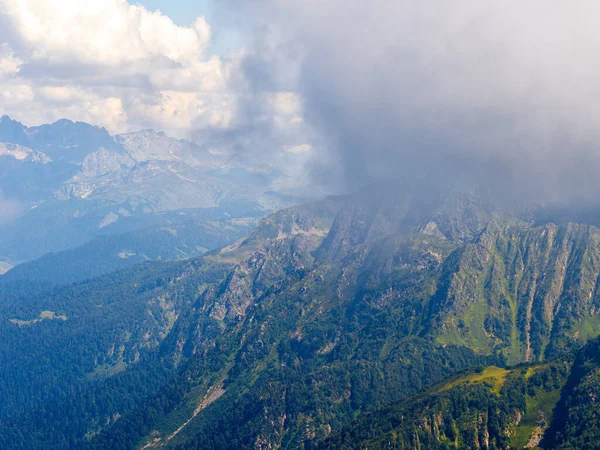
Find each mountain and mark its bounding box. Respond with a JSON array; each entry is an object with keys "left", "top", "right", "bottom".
[
  {"left": 83, "top": 186, "right": 600, "bottom": 450},
  {"left": 320, "top": 334, "right": 600, "bottom": 450},
  {"left": 544, "top": 336, "right": 600, "bottom": 449},
  {"left": 0, "top": 213, "right": 258, "bottom": 286},
  {"left": 114, "top": 129, "right": 212, "bottom": 166},
  {"left": 0, "top": 257, "right": 232, "bottom": 438},
  {"left": 5, "top": 181, "right": 600, "bottom": 449},
  {"left": 319, "top": 362, "right": 570, "bottom": 449},
  {"left": 0, "top": 116, "right": 311, "bottom": 265},
  {"left": 0, "top": 115, "right": 123, "bottom": 163},
  {"left": 0, "top": 200, "right": 343, "bottom": 449},
  {"left": 0, "top": 142, "right": 52, "bottom": 164}
]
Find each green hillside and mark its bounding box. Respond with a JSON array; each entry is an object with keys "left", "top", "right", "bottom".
[
  {"left": 5, "top": 187, "right": 600, "bottom": 449},
  {"left": 319, "top": 362, "right": 569, "bottom": 449},
  {"left": 320, "top": 334, "right": 600, "bottom": 450}
]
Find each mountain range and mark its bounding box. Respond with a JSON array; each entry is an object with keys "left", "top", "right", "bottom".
[
  {"left": 0, "top": 115, "right": 312, "bottom": 268},
  {"left": 3, "top": 176, "right": 600, "bottom": 448}
]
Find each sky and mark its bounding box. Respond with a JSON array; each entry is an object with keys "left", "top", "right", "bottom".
[
  {"left": 136, "top": 0, "right": 244, "bottom": 55},
  {"left": 2, "top": 1, "right": 600, "bottom": 201},
  {"left": 0, "top": 0, "right": 290, "bottom": 134},
  {"left": 135, "top": 0, "right": 213, "bottom": 26}
]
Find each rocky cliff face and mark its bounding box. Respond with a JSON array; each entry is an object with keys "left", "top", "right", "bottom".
[{"left": 431, "top": 221, "right": 600, "bottom": 363}]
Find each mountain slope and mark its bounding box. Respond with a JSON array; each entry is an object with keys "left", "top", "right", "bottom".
[
  {"left": 544, "top": 336, "right": 600, "bottom": 449},
  {"left": 320, "top": 334, "right": 600, "bottom": 450},
  {"left": 0, "top": 199, "right": 342, "bottom": 450},
  {"left": 0, "top": 256, "right": 235, "bottom": 449},
  {"left": 5, "top": 185, "right": 600, "bottom": 449},
  {"left": 319, "top": 363, "right": 569, "bottom": 450},
  {"left": 0, "top": 214, "right": 258, "bottom": 286},
  {"left": 429, "top": 221, "right": 600, "bottom": 363},
  {"left": 84, "top": 188, "right": 600, "bottom": 450}
]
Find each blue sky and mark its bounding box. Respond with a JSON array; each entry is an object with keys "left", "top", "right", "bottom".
[
  {"left": 136, "top": 0, "right": 242, "bottom": 55},
  {"left": 136, "top": 0, "right": 213, "bottom": 26}
]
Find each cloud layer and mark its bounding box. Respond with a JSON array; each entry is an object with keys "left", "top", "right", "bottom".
[
  {"left": 0, "top": 0, "right": 234, "bottom": 136},
  {"left": 4, "top": 1, "right": 600, "bottom": 205},
  {"left": 0, "top": 0, "right": 306, "bottom": 150},
  {"left": 229, "top": 0, "right": 600, "bottom": 202}
]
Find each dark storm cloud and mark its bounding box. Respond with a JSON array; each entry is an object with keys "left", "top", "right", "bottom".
[{"left": 226, "top": 0, "right": 600, "bottom": 203}]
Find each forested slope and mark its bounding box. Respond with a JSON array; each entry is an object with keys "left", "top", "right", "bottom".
[{"left": 5, "top": 185, "right": 600, "bottom": 449}]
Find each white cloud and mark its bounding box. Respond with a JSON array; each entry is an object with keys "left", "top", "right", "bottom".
[
  {"left": 2, "top": 0, "right": 210, "bottom": 65},
  {"left": 0, "top": 49, "right": 21, "bottom": 76},
  {"left": 0, "top": 57, "right": 19, "bottom": 75},
  {"left": 0, "top": 0, "right": 321, "bottom": 191},
  {"left": 34, "top": 85, "right": 129, "bottom": 132},
  {"left": 284, "top": 144, "right": 312, "bottom": 154},
  {"left": 0, "top": 82, "right": 34, "bottom": 105},
  {"left": 0, "top": 0, "right": 247, "bottom": 138},
  {"left": 269, "top": 92, "right": 302, "bottom": 116},
  {"left": 0, "top": 0, "right": 312, "bottom": 170},
  {"left": 129, "top": 90, "right": 232, "bottom": 133}
]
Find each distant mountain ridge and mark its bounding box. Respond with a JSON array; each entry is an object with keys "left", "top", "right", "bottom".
[
  {"left": 0, "top": 115, "right": 312, "bottom": 264},
  {"left": 0, "top": 213, "right": 259, "bottom": 286}
]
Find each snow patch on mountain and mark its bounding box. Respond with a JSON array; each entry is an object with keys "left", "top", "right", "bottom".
[
  {"left": 0, "top": 261, "right": 13, "bottom": 275},
  {"left": 99, "top": 212, "right": 119, "bottom": 228},
  {"left": 0, "top": 142, "right": 51, "bottom": 164}
]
